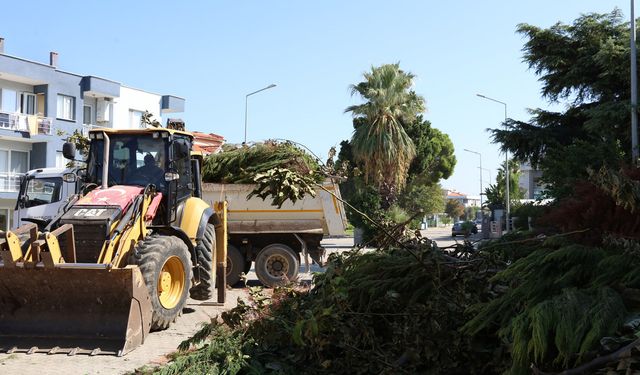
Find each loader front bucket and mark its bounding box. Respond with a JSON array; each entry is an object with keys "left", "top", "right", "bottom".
[{"left": 0, "top": 265, "right": 152, "bottom": 356}]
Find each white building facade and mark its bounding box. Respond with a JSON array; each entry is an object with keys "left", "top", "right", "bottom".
[{"left": 0, "top": 37, "right": 184, "bottom": 230}]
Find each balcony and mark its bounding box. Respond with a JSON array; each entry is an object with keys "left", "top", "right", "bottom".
[
  {"left": 0, "top": 112, "right": 53, "bottom": 135},
  {"left": 0, "top": 173, "right": 23, "bottom": 193}
]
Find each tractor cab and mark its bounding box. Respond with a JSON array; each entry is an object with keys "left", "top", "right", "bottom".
[{"left": 67, "top": 128, "right": 200, "bottom": 226}]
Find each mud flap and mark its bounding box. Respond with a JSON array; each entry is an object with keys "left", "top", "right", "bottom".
[
  {"left": 308, "top": 246, "right": 326, "bottom": 267},
  {"left": 0, "top": 265, "right": 151, "bottom": 356}
]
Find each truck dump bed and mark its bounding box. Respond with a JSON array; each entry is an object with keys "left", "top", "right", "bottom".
[{"left": 201, "top": 179, "right": 347, "bottom": 236}]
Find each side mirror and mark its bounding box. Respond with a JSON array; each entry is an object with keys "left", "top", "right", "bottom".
[
  {"left": 62, "top": 172, "right": 77, "bottom": 183},
  {"left": 62, "top": 142, "right": 76, "bottom": 160}
]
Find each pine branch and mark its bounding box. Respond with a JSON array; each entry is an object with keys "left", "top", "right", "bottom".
[
  {"left": 479, "top": 228, "right": 591, "bottom": 252},
  {"left": 531, "top": 337, "right": 640, "bottom": 375}
]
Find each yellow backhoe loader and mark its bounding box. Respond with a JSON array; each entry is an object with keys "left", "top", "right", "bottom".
[{"left": 0, "top": 127, "right": 227, "bottom": 356}]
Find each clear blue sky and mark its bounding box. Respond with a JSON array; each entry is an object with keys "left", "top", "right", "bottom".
[{"left": 0, "top": 0, "right": 630, "bottom": 195}]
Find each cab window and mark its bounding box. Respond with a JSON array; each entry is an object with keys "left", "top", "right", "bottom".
[
  {"left": 23, "top": 177, "right": 63, "bottom": 208},
  {"left": 172, "top": 137, "right": 192, "bottom": 200}
]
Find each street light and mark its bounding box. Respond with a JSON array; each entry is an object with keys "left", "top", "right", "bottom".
[
  {"left": 479, "top": 167, "right": 492, "bottom": 188},
  {"left": 244, "top": 84, "right": 277, "bottom": 144},
  {"left": 463, "top": 148, "right": 482, "bottom": 209},
  {"left": 476, "top": 93, "right": 510, "bottom": 231}
]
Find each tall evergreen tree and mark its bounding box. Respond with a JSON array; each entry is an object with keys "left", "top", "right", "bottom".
[{"left": 490, "top": 10, "right": 633, "bottom": 198}]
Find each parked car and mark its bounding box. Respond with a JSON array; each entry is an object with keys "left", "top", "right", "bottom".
[{"left": 452, "top": 221, "right": 478, "bottom": 237}]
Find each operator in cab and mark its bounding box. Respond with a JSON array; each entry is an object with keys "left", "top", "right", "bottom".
[{"left": 136, "top": 153, "right": 164, "bottom": 187}]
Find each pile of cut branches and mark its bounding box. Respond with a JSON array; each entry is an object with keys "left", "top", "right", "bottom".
[
  {"left": 202, "top": 140, "right": 323, "bottom": 184},
  {"left": 153, "top": 236, "right": 509, "bottom": 375},
  {"left": 150, "top": 166, "right": 640, "bottom": 374}
]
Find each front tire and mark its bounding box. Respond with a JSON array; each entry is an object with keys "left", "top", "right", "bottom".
[
  {"left": 255, "top": 243, "right": 300, "bottom": 287},
  {"left": 132, "top": 234, "right": 193, "bottom": 330},
  {"left": 189, "top": 223, "right": 216, "bottom": 300}
]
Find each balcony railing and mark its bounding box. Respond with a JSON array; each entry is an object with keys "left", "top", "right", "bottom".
[
  {"left": 0, "top": 173, "right": 23, "bottom": 193},
  {"left": 0, "top": 111, "right": 53, "bottom": 135}
]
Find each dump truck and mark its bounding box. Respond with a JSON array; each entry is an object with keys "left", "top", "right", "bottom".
[
  {"left": 0, "top": 127, "right": 226, "bottom": 356},
  {"left": 202, "top": 180, "right": 347, "bottom": 287}
]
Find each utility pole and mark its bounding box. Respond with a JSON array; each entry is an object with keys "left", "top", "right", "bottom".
[
  {"left": 476, "top": 94, "right": 510, "bottom": 231},
  {"left": 464, "top": 148, "right": 483, "bottom": 209}
]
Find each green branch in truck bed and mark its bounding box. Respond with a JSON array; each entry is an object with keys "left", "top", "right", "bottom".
[
  {"left": 247, "top": 168, "right": 317, "bottom": 208},
  {"left": 202, "top": 140, "right": 324, "bottom": 184}
]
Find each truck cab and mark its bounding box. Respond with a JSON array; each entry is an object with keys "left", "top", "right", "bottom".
[{"left": 13, "top": 167, "right": 79, "bottom": 229}]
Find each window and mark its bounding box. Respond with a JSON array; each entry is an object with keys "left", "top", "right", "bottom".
[
  {"left": 129, "top": 110, "right": 143, "bottom": 128},
  {"left": 1, "top": 89, "right": 17, "bottom": 113},
  {"left": 173, "top": 137, "right": 192, "bottom": 200},
  {"left": 10, "top": 151, "right": 28, "bottom": 174},
  {"left": 57, "top": 94, "right": 75, "bottom": 120},
  {"left": 83, "top": 105, "right": 92, "bottom": 125},
  {"left": 87, "top": 134, "right": 166, "bottom": 188},
  {"left": 20, "top": 93, "right": 36, "bottom": 115},
  {"left": 24, "top": 177, "right": 63, "bottom": 207},
  {"left": 0, "top": 150, "right": 8, "bottom": 174},
  {"left": 0, "top": 150, "right": 27, "bottom": 192}
]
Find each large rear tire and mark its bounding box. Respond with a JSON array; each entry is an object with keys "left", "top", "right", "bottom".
[
  {"left": 226, "top": 244, "right": 245, "bottom": 286},
  {"left": 255, "top": 243, "right": 299, "bottom": 287},
  {"left": 132, "top": 235, "right": 193, "bottom": 330},
  {"left": 189, "top": 223, "right": 216, "bottom": 300}
]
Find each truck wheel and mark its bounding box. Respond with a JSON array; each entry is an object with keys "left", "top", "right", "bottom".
[
  {"left": 255, "top": 243, "right": 300, "bottom": 287},
  {"left": 189, "top": 223, "right": 216, "bottom": 300},
  {"left": 226, "top": 244, "right": 245, "bottom": 286},
  {"left": 132, "top": 234, "right": 193, "bottom": 330}
]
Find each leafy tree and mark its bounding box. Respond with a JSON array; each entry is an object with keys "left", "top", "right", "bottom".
[
  {"left": 445, "top": 199, "right": 464, "bottom": 221},
  {"left": 484, "top": 159, "right": 524, "bottom": 208},
  {"left": 489, "top": 10, "right": 631, "bottom": 198},
  {"left": 404, "top": 115, "right": 456, "bottom": 185},
  {"left": 345, "top": 63, "right": 425, "bottom": 204},
  {"left": 399, "top": 181, "right": 445, "bottom": 217},
  {"left": 338, "top": 64, "right": 456, "bottom": 239},
  {"left": 464, "top": 206, "right": 479, "bottom": 221}
]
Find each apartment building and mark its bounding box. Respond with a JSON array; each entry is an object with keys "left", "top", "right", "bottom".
[{"left": 0, "top": 38, "right": 184, "bottom": 230}]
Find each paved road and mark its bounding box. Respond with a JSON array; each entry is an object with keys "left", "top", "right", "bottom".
[
  {"left": 0, "top": 289, "right": 247, "bottom": 375},
  {"left": 419, "top": 225, "right": 482, "bottom": 249}
]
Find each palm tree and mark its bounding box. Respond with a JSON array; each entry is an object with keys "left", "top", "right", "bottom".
[{"left": 345, "top": 63, "right": 425, "bottom": 205}]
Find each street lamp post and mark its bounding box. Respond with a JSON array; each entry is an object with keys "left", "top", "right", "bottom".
[
  {"left": 244, "top": 84, "right": 277, "bottom": 144},
  {"left": 480, "top": 167, "right": 492, "bottom": 188},
  {"left": 477, "top": 93, "right": 510, "bottom": 231},
  {"left": 464, "top": 148, "right": 483, "bottom": 209}
]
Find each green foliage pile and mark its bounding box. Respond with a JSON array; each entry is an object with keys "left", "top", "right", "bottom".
[
  {"left": 466, "top": 236, "right": 640, "bottom": 374},
  {"left": 156, "top": 238, "right": 510, "bottom": 375},
  {"left": 155, "top": 183, "right": 640, "bottom": 374},
  {"left": 202, "top": 141, "right": 323, "bottom": 184}
]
